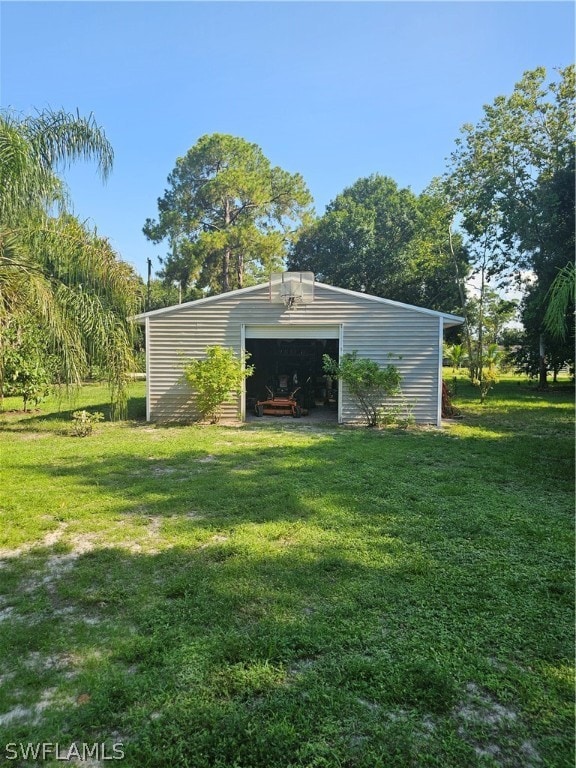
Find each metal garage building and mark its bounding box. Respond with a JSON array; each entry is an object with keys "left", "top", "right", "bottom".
[{"left": 133, "top": 273, "right": 464, "bottom": 426}]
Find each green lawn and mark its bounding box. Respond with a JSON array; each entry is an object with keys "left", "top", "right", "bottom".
[{"left": 0, "top": 377, "right": 573, "bottom": 768}]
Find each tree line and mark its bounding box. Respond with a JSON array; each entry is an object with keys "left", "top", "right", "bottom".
[
  {"left": 1, "top": 65, "right": 573, "bottom": 412},
  {"left": 145, "top": 65, "right": 574, "bottom": 389}
]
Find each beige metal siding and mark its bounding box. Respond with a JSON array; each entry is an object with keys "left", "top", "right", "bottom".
[
  {"left": 145, "top": 284, "right": 441, "bottom": 424},
  {"left": 342, "top": 311, "right": 440, "bottom": 424}
]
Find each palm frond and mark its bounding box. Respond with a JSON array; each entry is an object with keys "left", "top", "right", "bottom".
[
  {"left": 26, "top": 108, "right": 114, "bottom": 181},
  {"left": 544, "top": 262, "right": 575, "bottom": 339},
  {"left": 0, "top": 115, "right": 63, "bottom": 223}
]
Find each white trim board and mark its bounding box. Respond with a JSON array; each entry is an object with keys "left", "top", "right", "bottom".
[{"left": 244, "top": 325, "right": 340, "bottom": 339}]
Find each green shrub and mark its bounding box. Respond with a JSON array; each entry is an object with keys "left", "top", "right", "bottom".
[
  {"left": 1, "top": 319, "right": 54, "bottom": 410},
  {"left": 183, "top": 346, "right": 254, "bottom": 423},
  {"left": 323, "top": 351, "right": 402, "bottom": 427}
]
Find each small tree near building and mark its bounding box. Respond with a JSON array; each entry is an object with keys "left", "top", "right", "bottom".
[
  {"left": 1, "top": 318, "right": 54, "bottom": 411},
  {"left": 183, "top": 346, "right": 254, "bottom": 423},
  {"left": 323, "top": 352, "right": 402, "bottom": 427}
]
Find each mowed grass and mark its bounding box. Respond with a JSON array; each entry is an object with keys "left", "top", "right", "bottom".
[{"left": 0, "top": 377, "right": 573, "bottom": 768}]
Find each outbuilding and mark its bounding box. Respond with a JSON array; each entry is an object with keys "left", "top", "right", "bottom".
[{"left": 133, "top": 272, "right": 464, "bottom": 426}]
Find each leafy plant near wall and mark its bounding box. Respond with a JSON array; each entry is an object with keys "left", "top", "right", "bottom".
[
  {"left": 323, "top": 351, "right": 402, "bottom": 427},
  {"left": 183, "top": 346, "right": 254, "bottom": 423},
  {"left": 377, "top": 395, "right": 416, "bottom": 429}
]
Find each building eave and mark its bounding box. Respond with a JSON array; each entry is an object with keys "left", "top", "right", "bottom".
[{"left": 130, "top": 282, "right": 271, "bottom": 322}]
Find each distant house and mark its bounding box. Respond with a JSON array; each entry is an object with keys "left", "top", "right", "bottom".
[{"left": 133, "top": 273, "right": 464, "bottom": 426}]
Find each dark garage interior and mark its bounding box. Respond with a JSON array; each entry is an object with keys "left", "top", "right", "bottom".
[{"left": 245, "top": 338, "right": 339, "bottom": 417}]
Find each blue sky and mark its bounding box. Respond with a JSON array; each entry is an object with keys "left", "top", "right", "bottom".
[{"left": 1, "top": 1, "right": 574, "bottom": 281}]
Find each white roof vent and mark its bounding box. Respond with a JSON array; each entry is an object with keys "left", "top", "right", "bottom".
[{"left": 269, "top": 272, "right": 314, "bottom": 309}]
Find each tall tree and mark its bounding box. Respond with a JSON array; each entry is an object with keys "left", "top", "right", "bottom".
[
  {"left": 288, "top": 174, "right": 468, "bottom": 312},
  {"left": 405, "top": 181, "right": 470, "bottom": 312},
  {"left": 143, "top": 134, "right": 313, "bottom": 295},
  {"left": 0, "top": 108, "right": 141, "bottom": 416},
  {"left": 446, "top": 65, "right": 575, "bottom": 386},
  {"left": 517, "top": 156, "right": 575, "bottom": 379}
]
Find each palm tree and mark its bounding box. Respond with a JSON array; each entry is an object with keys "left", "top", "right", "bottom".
[
  {"left": 0, "top": 108, "right": 141, "bottom": 417},
  {"left": 444, "top": 343, "right": 467, "bottom": 371}
]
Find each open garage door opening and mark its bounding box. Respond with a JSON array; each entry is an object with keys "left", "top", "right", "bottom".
[{"left": 244, "top": 337, "right": 339, "bottom": 422}]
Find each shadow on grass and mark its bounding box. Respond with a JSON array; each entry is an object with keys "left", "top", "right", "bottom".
[
  {"left": 10, "top": 408, "right": 572, "bottom": 526},
  {"left": 0, "top": 395, "right": 147, "bottom": 433},
  {"left": 0, "top": 532, "right": 573, "bottom": 768},
  {"left": 1, "top": 386, "right": 574, "bottom": 766}
]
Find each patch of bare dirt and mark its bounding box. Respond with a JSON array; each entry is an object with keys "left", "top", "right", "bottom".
[
  {"left": 0, "top": 686, "right": 74, "bottom": 726},
  {"left": 0, "top": 521, "right": 69, "bottom": 559},
  {"left": 455, "top": 683, "right": 542, "bottom": 767}
]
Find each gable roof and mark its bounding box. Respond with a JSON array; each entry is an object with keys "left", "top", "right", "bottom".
[{"left": 132, "top": 279, "right": 465, "bottom": 327}]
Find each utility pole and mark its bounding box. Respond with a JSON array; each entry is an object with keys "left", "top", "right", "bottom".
[{"left": 146, "top": 258, "right": 152, "bottom": 311}]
